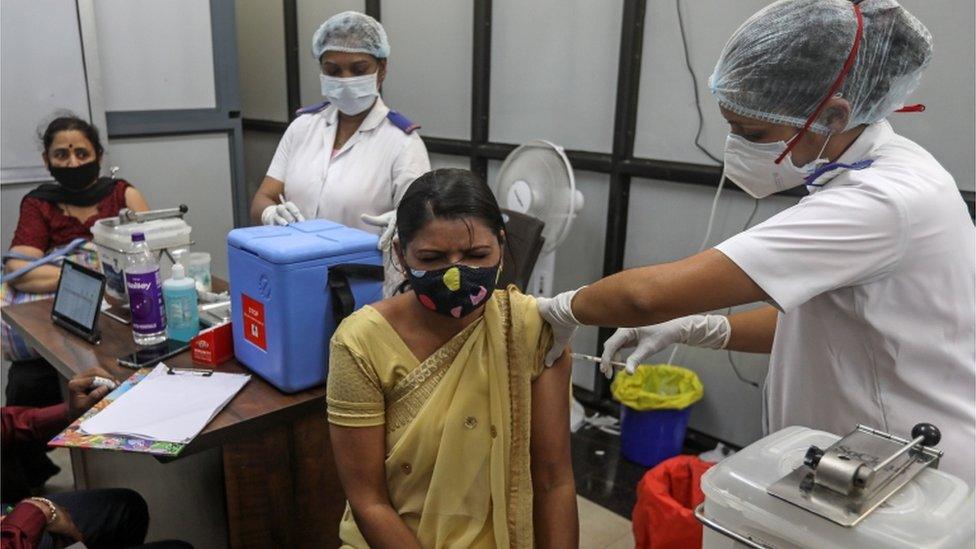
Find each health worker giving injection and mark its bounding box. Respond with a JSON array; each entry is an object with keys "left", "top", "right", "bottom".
[{"left": 538, "top": 0, "right": 976, "bottom": 486}]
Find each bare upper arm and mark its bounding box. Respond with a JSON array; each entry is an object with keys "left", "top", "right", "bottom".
[
  {"left": 636, "top": 249, "right": 768, "bottom": 320},
  {"left": 255, "top": 177, "right": 285, "bottom": 202},
  {"left": 530, "top": 348, "right": 574, "bottom": 487},
  {"left": 124, "top": 186, "right": 150, "bottom": 212},
  {"left": 328, "top": 424, "right": 392, "bottom": 508}
]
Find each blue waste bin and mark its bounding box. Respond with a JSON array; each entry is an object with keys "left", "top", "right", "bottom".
[
  {"left": 620, "top": 406, "right": 693, "bottom": 467},
  {"left": 611, "top": 364, "right": 703, "bottom": 468}
]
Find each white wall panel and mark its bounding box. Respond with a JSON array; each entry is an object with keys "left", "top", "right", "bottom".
[
  {"left": 297, "top": 0, "right": 365, "bottom": 108},
  {"left": 890, "top": 0, "right": 975, "bottom": 191},
  {"left": 110, "top": 134, "right": 235, "bottom": 279},
  {"left": 382, "top": 0, "right": 472, "bottom": 140},
  {"left": 95, "top": 0, "right": 216, "bottom": 111},
  {"left": 635, "top": 1, "right": 974, "bottom": 192},
  {"left": 236, "top": 0, "right": 288, "bottom": 121},
  {"left": 490, "top": 0, "right": 621, "bottom": 152},
  {"left": 624, "top": 178, "right": 798, "bottom": 445},
  {"left": 429, "top": 153, "right": 470, "bottom": 171},
  {"left": 634, "top": 0, "right": 765, "bottom": 165},
  {"left": 1, "top": 0, "right": 91, "bottom": 183}
]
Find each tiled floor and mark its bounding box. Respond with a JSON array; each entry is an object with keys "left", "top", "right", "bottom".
[
  {"left": 577, "top": 495, "right": 634, "bottom": 548},
  {"left": 572, "top": 424, "right": 649, "bottom": 518},
  {"left": 571, "top": 407, "right": 723, "bottom": 547}
]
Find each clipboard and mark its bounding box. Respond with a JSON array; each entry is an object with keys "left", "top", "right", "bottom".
[
  {"left": 77, "top": 363, "right": 250, "bottom": 445},
  {"left": 49, "top": 368, "right": 187, "bottom": 457}
]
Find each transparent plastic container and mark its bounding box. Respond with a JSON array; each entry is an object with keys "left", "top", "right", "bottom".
[
  {"left": 700, "top": 426, "right": 975, "bottom": 549},
  {"left": 91, "top": 217, "right": 192, "bottom": 302}
]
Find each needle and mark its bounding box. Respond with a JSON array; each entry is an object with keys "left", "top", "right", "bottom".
[{"left": 571, "top": 352, "right": 627, "bottom": 371}]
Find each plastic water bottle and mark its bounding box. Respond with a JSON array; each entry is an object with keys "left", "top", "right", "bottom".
[
  {"left": 125, "top": 232, "right": 167, "bottom": 346},
  {"left": 163, "top": 262, "right": 200, "bottom": 342}
]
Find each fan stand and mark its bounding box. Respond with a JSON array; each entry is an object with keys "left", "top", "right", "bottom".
[{"left": 527, "top": 251, "right": 556, "bottom": 297}]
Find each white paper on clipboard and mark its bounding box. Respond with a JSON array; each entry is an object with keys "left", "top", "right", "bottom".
[{"left": 79, "top": 363, "right": 250, "bottom": 444}]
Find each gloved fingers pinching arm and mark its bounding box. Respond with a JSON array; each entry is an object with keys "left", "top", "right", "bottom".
[{"left": 537, "top": 288, "right": 585, "bottom": 367}]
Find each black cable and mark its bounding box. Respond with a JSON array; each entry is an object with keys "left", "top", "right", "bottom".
[
  {"left": 726, "top": 350, "right": 761, "bottom": 388},
  {"left": 676, "top": 0, "right": 723, "bottom": 165},
  {"left": 743, "top": 198, "right": 760, "bottom": 230}
]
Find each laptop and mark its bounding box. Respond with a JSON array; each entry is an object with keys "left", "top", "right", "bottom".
[{"left": 52, "top": 260, "right": 106, "bottom": 344}]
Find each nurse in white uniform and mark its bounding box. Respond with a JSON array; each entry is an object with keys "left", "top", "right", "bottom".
[
  {"left": 250, "top": 11, "right": 430, "bottom": 233},
  {"left": 538, "top": 0, "right": 976, "bottom": 485}
]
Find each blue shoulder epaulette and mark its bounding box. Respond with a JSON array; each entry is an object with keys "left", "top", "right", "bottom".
[
  {"left": 295, "top": 101, "right": 330, "bottom": 116},
  {"left": 386, "top": 110, "right": 420, "bottom": 134}
]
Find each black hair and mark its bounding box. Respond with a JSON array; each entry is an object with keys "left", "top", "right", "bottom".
[
  {"left": 396, "top": 168, "right": 506, "bottom": 249},
  {"left": 39, "top": 114, "right": 104, "bottom": 157}
]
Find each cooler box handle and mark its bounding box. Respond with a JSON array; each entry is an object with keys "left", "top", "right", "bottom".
[{"left": 327, "top": 263, "right": 384, "bottom": 324}]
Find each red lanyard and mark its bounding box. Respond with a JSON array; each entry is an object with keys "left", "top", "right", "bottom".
[{"left": 775, "top": 3, "right": 864, "bottom": 165}]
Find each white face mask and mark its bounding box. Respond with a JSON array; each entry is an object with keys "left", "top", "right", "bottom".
[
  {"left": 320, "top": 73, "right": 379, "bottom": 115},
  {"left": 723, "top": 133, "right": 830, "bottom": 199}
]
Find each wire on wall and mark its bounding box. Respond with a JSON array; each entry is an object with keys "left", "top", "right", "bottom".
[{"left": 676, "top": 0, "right": 722, "bottom": 165}]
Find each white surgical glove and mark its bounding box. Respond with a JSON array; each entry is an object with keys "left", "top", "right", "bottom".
[
  {"left": 600, "top": 314, "right": 731, "bottom": 377},
  {"left": 537, "top": 288, "right": 585, "bottom": 367},
  {"left": 361, "top": 210, "right": 401, "bottom": 297},
  {"left": 361, "top": 211, "right": 397, "bottom": 252},
  {"left": 261, "top": 202, "right": 305, "bottom": 226}
]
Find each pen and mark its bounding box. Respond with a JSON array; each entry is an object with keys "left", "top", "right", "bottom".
[{"left": 166, "top": 365, "right": 214, "bottom": 377}]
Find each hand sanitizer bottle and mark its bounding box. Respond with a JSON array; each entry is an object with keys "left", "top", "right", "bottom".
[{"left": 163, "top": 262, "right": 200, "bottom": 342}]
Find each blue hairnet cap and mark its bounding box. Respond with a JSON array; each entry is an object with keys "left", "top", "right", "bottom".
[
  {"left": 312, "top": 11, "right": 389, "bottom": 60},
  {"left": 709, "top": 0, "right": 932, "bottom": 133}
]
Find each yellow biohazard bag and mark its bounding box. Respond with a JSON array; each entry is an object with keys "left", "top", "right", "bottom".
[{"left": 611, "top": 364, "right": 704, "bottom": 411}]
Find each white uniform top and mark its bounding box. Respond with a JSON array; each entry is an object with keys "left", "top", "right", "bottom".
[
  {"left": 715, "top": 120, "right": 976, "bottom": 486},
  {"left": 266, "top": 97, "right": 431, "bottom": 234}
]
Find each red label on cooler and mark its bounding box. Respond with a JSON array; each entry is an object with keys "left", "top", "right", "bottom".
[{"left": 241, "top": 294, "right": 267, "bottom": 350}]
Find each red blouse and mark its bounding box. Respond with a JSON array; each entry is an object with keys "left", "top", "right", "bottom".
[{"left": 10, "top": 181, "right": 131, "bottom": 252}]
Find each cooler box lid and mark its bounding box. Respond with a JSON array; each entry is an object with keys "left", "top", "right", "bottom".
[
  {"left": 701, "top": 426, "right": 974, "bottom": 548},
  {"left": 227, "top": 219, "right": 377, "bottom": 264}
]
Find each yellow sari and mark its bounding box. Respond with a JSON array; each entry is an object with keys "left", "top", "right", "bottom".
[{"left": 326, "top": 287, "right": 551, "bottom": 548}]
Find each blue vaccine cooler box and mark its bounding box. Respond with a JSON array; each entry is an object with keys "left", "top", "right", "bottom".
[{"left": 227, "top": 220, "right": 383, "bottom": 392}]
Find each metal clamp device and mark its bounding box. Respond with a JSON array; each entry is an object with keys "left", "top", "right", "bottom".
[
  {"left": 767, "top": 423, "right": 942, "bottom": 526},
  {"left": 116, "top": 204, "right": 188, "bottom": 225}
]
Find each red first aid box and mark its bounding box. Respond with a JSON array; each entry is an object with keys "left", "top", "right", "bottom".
[{"left": 191, "top": 322, "right": 234, "bottom": 366}]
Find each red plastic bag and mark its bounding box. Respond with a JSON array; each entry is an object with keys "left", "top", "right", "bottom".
[{"left": 632, "top": 455, "right": 715, "bottom": 549}]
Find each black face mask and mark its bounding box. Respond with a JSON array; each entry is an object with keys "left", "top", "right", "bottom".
[
  {"left": 49, "top": 161, "right": 100, "bottom": 191},
  {"left": 406, "top": 262, "right": 501, "bottom": 319}
]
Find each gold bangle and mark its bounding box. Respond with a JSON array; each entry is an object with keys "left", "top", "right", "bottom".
[{"left": 27, "top": 497, "right": 56, "bottom": 525}]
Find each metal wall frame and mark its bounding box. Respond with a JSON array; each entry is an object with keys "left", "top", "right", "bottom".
[
  {"left": 100, "top": 0, "right": 247, "bottom": 227},
  {"left": 241, "top": 0, "right": 976, "bottom": 400}
]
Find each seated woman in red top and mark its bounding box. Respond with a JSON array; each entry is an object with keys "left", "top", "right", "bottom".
[
  {"left": 1, "top": 116, "right": 150, "bottom": 492},
  {"left": 5, "top": 115, "right": 149, "bottom": 294}
]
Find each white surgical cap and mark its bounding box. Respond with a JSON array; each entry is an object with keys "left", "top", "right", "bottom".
[
  {"left": 709, "top": 0, "right": 932, "bottom": 133},
  {"left": 312, "top": 11, "right": 389, "bottom": 60}
]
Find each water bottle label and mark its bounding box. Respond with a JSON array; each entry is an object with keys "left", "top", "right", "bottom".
[{"left": 126, "top": 270, "right": 166, "bottom": 334}]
